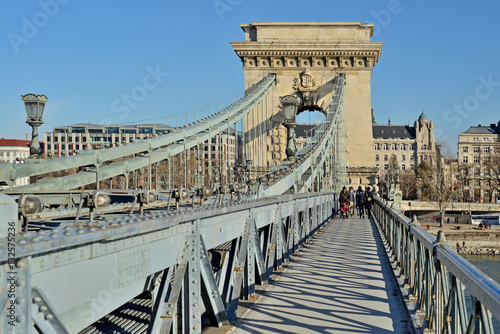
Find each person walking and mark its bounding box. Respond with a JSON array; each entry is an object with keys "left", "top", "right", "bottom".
[
  {"left": 339, "top": 187, "right": 350, "bottom": 218},
  {"left": 365, "top": 186, "right": 374, "bottom": 218},
  {"left": 355, "top": 186, "right": 366, "bottom": 218},
  {"left": 348, "top": 186, "right": 356, "bottom": 218}
]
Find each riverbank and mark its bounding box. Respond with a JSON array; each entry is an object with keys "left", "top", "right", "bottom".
[{"left": 419, "top": 220, "right": 500, "bottom": 254}]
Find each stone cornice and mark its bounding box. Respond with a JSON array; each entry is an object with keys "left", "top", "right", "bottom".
[{"left": 231, "top": 41, "right": 383, "bottom": 68}]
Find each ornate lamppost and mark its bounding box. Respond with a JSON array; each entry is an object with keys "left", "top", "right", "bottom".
[
  {"left": 279, "top": 95, "right": 300, "bottom": 160},
  {"left": 21, "top": 94, "right": 47, "bottom": 159}
]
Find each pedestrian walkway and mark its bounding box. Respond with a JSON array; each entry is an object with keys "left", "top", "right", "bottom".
[{"left": 230, "top": 216, "right": 412, "bottom": 334}]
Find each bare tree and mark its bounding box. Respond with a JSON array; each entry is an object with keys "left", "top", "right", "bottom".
[
  {"left": 484, "top": 144, "right": 500, "bottom": 202},
  {"left": 416, "top": 148, "right": 456, "bottom": 227},
  {"left": 400, "top": 169, "right": 417, "bottom": 200}
]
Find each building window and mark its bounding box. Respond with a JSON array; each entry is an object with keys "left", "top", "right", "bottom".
[
  {"left": 46, "top": 137, "right": 51, "bottom": 142},
  {"left": 402, "top": 155, "right": 406, "bottom": 162},
  {"left": 402, "top": 164, "right": 406, "bottom": 171},
  {"left": 484, "top": 147, "right": 490, "bottom": 153},
  {"left": 54, "top": 137, "right": 58, "bottom": 142},
  {"left": 375, "top": 155, "right": 379, "bottom": 162},
  {"left": 384, "top": 155, "right": 388, "bottom": 162},
  {"left": 473, "top": 146, "right": 480, "bottom": 153},
  {"left": 462, "top": 147, "right": 468, "bottom": 153},
  {"left": 484, "top": 156, "right": 490, "bottom": 163},
  {"left": 474, "top": 181, "right": 480, "bottom": 187},
  {"left": 392, "top": 143, "right": 397, "bottom": 150},
  {"left": 463, "top": 156, "right": 468, "bottom": 163},
  {"left": 474, "top": 168, "right": 480, "bottom": 176},
  {"left": 484, "top": 168, "right": 490, "bottom": 176},
  {"left": 422, "top": 144, "right": 427, "bottom": 150},
  {"left": 384, "top": 164, "right": 388, "bottom": 170},
  {"left": 474, "top": 156, "right": 480, "bottom": 163},
  {"left": 383, "top": 143, "right": 388, "bottom": 151},
  {"left": 410, "top": 155, "right": 414, "bottom": 161},
  {"left": 374, "top": 143, "right": 380, "bottom": 150},
  {"left": 47, "top": 144, "right": 51, "bottom": 150},
  {"left": 401, "top": 144, "right": 406, "bottom": 150},
  {"left": 424, "top": 155, "right": 428, "bottom": 160}
]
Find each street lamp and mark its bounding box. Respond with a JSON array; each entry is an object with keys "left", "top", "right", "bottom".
[
  {"left": 279, "top": 95, "right": 301, "bottom": 160},
  {"left": 21, "top": 94, "right": 47, "bottom": 159}
]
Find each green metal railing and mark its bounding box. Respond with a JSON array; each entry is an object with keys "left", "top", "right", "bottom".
[{"left": 373, "top": 199, "right": 500, "bottom": 333}]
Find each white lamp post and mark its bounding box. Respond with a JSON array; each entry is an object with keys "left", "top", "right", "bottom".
[
  {"left": 21, "top": 94, "right": 47, "bottom": 159},
  {"left": 279, "top": 95, "right": 300, "bottom": 159}
]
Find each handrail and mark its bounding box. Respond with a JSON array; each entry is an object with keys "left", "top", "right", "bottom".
[{"left": 373, "top": 199, "right": 500, "bottom": 332}]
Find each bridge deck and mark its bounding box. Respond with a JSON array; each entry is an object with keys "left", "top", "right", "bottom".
[{"left": 230, "top": 216, "right": 411, "bottom": 334}]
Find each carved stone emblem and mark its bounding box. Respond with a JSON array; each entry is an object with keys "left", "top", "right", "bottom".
[{"left": 293, "top": 69, "right": 317, "bottom": 92}]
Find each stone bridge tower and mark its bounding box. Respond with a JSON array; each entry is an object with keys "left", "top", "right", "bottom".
[{"left": 231, "top": 22, "right": 383, "bottom": 189}]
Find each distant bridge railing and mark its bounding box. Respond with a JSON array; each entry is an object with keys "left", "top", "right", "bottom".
[
  {"left": 0, "top": 192, "right": 334, "bottom": 333},
  {"left": 373, "top": 199, "right": 500, "bottom": 333}
]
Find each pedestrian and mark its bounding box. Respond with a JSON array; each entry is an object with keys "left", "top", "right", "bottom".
[
  {"left": 348, "top": 186, "right": 356, "bottom": 218},
  {"left": 456, "top": 242, "right": 460, "bottom": 250},
  {"left": 463, "top": 241, "right": 466, "bottom": 249},
  {"left": 339, "top": 187, "right": 350, "bottom": 218},
  {"left": 365, "top": 186, "right": 374, "bottom": 218},
  {"left": 355, "top": 186, "right": 366, "bottom": 218}
]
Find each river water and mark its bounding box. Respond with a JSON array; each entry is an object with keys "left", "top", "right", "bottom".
[{"left": 461, "top": 255, "right": 500, "bottom": 333}]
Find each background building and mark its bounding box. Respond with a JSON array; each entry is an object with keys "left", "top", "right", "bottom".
[
  {"left": 457, "top": 122, "right": 500, "bottom": 203},
  {"left": 0, "top": 138, "right": 31, "bottom": 187},
  {"left": 43, "top": 123, "right": 172, "bottom": 157},
  {"left": 372, "top": 111, "right": 437, "bottom": 172}
]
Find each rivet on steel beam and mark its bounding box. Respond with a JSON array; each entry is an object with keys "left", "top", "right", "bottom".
[
  {"left": 45, "top": 314, "right": 54, "bottom": 321},
  {"left": 15, "top": 297, "right": 24, "bottom": 305},
  {"left": 16, "top": 315, "right": 24, "bottom": 323},
  {"left": 39, "top": 305, "right": 48, "bottom": 312},
  {"left": 33, "top": 297, "right": 42, "bottom": 304},
  {"left": 64, "top": 232, "right": 71, "bottom": 237},
  {"left": 16, "top": 278, "right": 25, "bottom": 287},
  {"left": 16, "top": 260, "right": 25, "bottom": 269}
]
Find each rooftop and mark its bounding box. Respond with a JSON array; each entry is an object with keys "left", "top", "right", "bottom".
[
  {"left": 0, "top": 138, "right": 31, "bottom": 148},
  {"left": 372, "top": 125, "right": 415, "bottom": 140},
  {"left": 463, "top": 123, "right": 500, "bottom": 135}
]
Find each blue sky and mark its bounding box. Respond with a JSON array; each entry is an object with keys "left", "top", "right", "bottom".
[{"left": 1, "top": 0, "right": 499, "bottom": 156}]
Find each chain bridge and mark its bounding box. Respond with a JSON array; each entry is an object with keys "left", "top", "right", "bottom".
[{"left": 1, "top": 22, "right": 500, "bottom": 334}]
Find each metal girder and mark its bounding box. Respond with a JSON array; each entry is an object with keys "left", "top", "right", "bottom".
[
  {"left": 249, "top": 216, "right": 268, "bottom": 286},
  {"left": 226, "top": 218, "right": 251, "bottom": 321},
  {"left": 31, "top": 287, "right": 70, "bottom": 334},
  {"left": 152, "top": 241, "right": 189, "bottom": 334},
  {"left": 199, "top": 237, "right": 228, "bottom": 327}
]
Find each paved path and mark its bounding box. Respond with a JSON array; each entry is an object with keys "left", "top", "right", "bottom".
[{"left": 230, "top": 216, "right": 411, "bottom": 334}]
